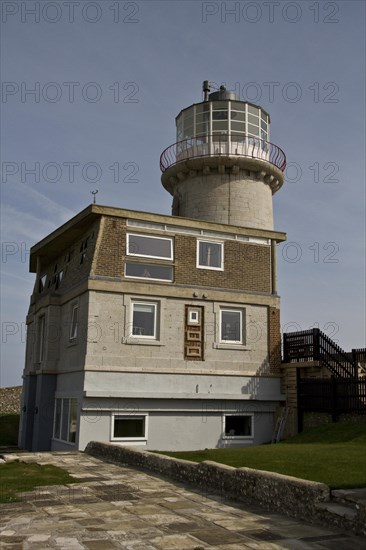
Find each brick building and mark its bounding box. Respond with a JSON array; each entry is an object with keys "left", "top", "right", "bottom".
[{"left": 19, "top": 83, "right": 287, "bottom": 451}]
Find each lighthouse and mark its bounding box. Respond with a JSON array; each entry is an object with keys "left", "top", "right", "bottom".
[{"left": 160, "top": 82, "right": 286, "bottom": 231}]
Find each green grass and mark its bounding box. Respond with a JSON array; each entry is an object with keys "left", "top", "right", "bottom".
[
  {"left": 0, "top": 461, "right": 79, "bottom": 503},
  {"left": 0, "top": 414, "right": 20, "bottom": 446},
  {"left": 157, "top": 423, "right": 366, "bottom": 490}
]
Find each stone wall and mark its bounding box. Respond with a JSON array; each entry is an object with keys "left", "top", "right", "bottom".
[
  {"left": 85, "top": 441, "right": 366, "bottom": 536},
  {"left": 0, "top": 386, "right": 22, "bottom": 414}
]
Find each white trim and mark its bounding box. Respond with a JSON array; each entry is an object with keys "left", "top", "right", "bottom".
[
  {"left": 127, "top": 233, "right": 173, "bottom": 260},
  {"left": 220, "top": 309, "right": 244, "bottom": 344},
  {"left": 131, "top": 301, "right": 158, "bottom": 339},
  {"left": 221, "top": 413, "right": 254, "bottom": 440},
  {"left": 110, "top": 411, "right": 149, "bottom": 442},
  {"left": 196, "top": 239, "right": 224, "bottom": 271}
]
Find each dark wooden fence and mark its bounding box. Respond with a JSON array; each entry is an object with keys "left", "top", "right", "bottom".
[{"left": 283, "top": 328, "right": 357, "bottom": 378}]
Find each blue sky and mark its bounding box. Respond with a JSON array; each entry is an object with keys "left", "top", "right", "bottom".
[{"left": 1, "top": 0, "right": 365, "bottom": 386}]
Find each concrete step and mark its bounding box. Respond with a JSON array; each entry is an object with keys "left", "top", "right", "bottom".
[{"left": 316, "top": 501, "right": 358, "bottom": 521}]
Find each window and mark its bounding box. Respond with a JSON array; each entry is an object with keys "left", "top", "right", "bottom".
[
  {"left": 112, "top": 415, "right": 147, "bottom": 441},
  {"left": 223, "top": 415, "right": 253, "bottom": 438},
  {"left": 220, "top": 309, "right": 244, "bottom": 343},
  {"left": 125, "top": 263, "right": 173, "bottom": 282},
  {"left": 197, "top": 240, "right": 223, "bottom": 270},
  {"left": 188, "top": 308, "right": 201, "bottom": 325},
  {"left": 38, "top": 275, "right": 47, "bottom": 293},
  {"left": 53, "top": 398, "right": 77, "bottom": 444},
  {"left": 127, "top": 234, "right": 173, "bottom": 260},
  {"left": 55, "top": 270, "right": 64, "bottom": 289},
  {"left": 37, "top": 315, "right": 45, "bottom": 362},
  {"left": 69, "top": 304, "right": 78, "bottom": 340},
  {"left": 131, "top": 302, "right": 157, "bottom": 338}
]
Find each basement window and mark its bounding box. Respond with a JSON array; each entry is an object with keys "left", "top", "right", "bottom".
[
  {"left": 111, "top": 413, "right": 148, "bottom": 442},
  {"left": 223, "top": 414, "right": 253, "bottom": 438}
]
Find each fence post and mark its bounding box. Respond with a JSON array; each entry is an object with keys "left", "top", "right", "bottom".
[{"left": 313, "top": 328, "right": 320, "bottom": 361}]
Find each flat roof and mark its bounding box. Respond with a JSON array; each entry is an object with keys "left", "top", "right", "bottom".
[{"left": 30, "top": 204, "right": 286, "bottom": 272}]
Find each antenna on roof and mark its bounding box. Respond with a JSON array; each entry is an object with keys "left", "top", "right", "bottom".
[{"left": 91, "top": 190, "right": 98, "bottom": 204}]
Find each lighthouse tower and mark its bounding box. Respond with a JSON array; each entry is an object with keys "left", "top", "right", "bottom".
[{"left": 160, "top": 82, "right": 286, "bottom": 230}]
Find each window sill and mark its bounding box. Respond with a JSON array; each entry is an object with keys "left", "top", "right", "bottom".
[
  {"left": 221, "top": 436, "right": 253, "bottom": 441},
  {"left": 111, "top": 439, "right": 147, "bottom": 446},
  {"left": 213, "top": 343, "right": 251, "bottom": 351},
  {"left": 123, "top": 337, "right": 165, "bottom": 346}
]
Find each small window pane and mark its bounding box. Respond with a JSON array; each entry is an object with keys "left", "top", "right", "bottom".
[
  {"left": 248, "top": 113, "right": 259, "bottom": 125},
  {"left": 212, "top": 121, "right": 228, "bottom": 131},
  {"left": 248, "top": 105, "right": 259, "bottom": 115},
  {"left": 261, "top": 111, "right": 268, "bottom": 121},
  {"left": 114, "top": 417, "right": 145, "bottom": 438},
  {"left": 225, "top": 415, "right": 252, "bottom": 436},
  {"left": 125, "top": 263, "right": 173, "bottom": 281},
  {"left": 196, "top": 103, "right": 209, "bottom": 114},
  {"left": 231, "top": 101, "right": 245, "bottom": 112},
  {"left": 221, "top": 310, "right": 241, "bottom": 342},
  {"left": 231, "top": 121, "right": 246, "bottom": 132},
  {"left": 127, "top": 235, "right": 172, "bottom": 259},
  {"left": 212, "top": 101, "right": 227, "bottom": 110},
  {"left": 132, "top": 303, "right": 156, "bottom": 337},
  {"left": 212, "top": 110, "right": 228, "bottom": 120},
  {"left": 54, "top": 399, "right": 62, "bottom": 439},
  {"left": 196, "top": 122, "right": 210, "bottom": 134},
  {"left": 231, "top": 111, "right": 245, "bottom": 121},
  {"left": 198, "top": 241, "right": 222, "bottom": 269},
  {"left": 196, "top": 112, "right": 210, "bottom": 124},
  {"left": 61, "top": 399, "right": 69, "bottom": 441},
  {"left": 248, "top": 124, "right": 260, "bottom": 136}
]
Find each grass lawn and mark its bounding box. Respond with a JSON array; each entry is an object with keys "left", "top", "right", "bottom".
[
  {"left": 158, "top": 423, "right": 366, "bottom": 490},
  {"left": 0, "top": 461, "right": 79, "bottom": 503},
  {"left": 0, "top": 414, "right": 20, "bottom": 446}
]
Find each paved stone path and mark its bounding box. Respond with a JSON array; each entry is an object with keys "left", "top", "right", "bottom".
[{"left": 0, "top": 452, "right": 365, "bottom": 549}]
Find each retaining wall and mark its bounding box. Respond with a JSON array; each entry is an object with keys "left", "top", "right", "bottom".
[{"left": 85, "top": 441, "right": 366, "bottom": 536}]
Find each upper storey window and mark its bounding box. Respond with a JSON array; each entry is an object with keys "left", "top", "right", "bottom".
[
  {"left": 197, "top": 240, "right": 223, "bottom": 270},
  {"left": 127, "top": 234, "right": 173, "bottom": 260}
]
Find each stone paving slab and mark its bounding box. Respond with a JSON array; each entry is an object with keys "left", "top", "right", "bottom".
[{"left": 0, "top": 452, "right": 365, "bottom": 549}]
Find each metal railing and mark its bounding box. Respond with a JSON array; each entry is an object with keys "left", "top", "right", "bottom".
[
  {"left": 283, "top": 328, "right": 358, "bottom": 379},
  {"left": 160, "top": 134, "right": 287, "bottom": 173}
]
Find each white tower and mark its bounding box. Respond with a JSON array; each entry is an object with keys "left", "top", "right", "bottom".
[{"left": 160, "top": 82, "right": 286, "bottom": 230}]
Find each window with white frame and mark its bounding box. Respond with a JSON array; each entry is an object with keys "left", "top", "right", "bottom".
[
  {"left": 111, "top": 413, "right": 148, "bottom": 441},
  {"left": 223, "top": 414, "right": 253, "bottom": 438},
  {"left": 197, "top": 240, "right": 223, "bottom": 270},
  {"left": 53, "top": 398, "right": 77, "bottom": 443},
  {"left": 220, "top": 309, "right": 244, "bottom": 344},
  {"left": 127, "top": 234, "right": 173, "bottom": 260},
  {"left": 131, "top": 302, "right": 158, "bottom": 338},
  {"left": 125, "top": 262, "right": 173, "bottom": 282},
  {"left": 69, "top": 303, "right": 78, "bottom": 340}
]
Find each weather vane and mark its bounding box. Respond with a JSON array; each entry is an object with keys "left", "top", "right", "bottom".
[{"left": 91, "top": 190, "right": 98, "bottom": 204}]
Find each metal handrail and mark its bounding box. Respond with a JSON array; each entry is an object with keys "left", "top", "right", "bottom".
[{"left": 160, "top": 133, "right": 287, "bottom": 173}]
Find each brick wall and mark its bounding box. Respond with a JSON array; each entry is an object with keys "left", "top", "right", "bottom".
[{"left": 93, "top": 217, "right": 271, "bottom": 293}]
